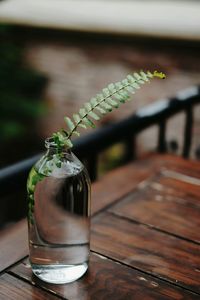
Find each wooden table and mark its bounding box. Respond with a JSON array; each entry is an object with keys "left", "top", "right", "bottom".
[{"left": 1, "top": 154, "right": 200, "bottom": 299}]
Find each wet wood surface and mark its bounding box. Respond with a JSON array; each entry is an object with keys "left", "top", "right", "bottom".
[
  {"left": 0, "top": 273, "right": 59, "bottom": 299},
  {"left": 8, "top": 254, "right": 200, "bottom": 300},
  {"left": 91, "top": 213, "right": 200, "bottom": 294},
  {"left": 0, "top": 219, "right": 28, "bottom": 272},
  {"left": 1, "top": 154, "right": 200, "bottom": 299}
]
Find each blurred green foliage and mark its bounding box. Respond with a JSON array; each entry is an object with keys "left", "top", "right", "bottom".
[
  {"left": 0, "top": 25, "right": 48, "bottom": 166},
  {"left": 98, "top": 143, "right": 125, "bottom": 176}
]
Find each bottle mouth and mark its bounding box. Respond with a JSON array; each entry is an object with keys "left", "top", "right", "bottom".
[
  {"left": 45, "top": 137, "right": 58, "bottom": 149},
  {"left": 45, "top": 137, "right": 71, "bottom": 153}
]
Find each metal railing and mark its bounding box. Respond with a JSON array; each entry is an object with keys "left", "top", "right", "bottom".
[{"left": 0, "top": 85, "right": 199, "bottom": 193}]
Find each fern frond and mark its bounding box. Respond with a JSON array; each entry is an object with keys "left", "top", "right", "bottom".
[
  {"left": 52, "top": 70, "right": 166, "bottom": 148},
  {"left": 95, "top": 106, "right": 107, "bottom": 114},
  {"left": 84, "top": 102, "right": 92, "bottom": 112},
  {"left": 106, "top": 97, "right": 119, "bottom": 108},
  {"left": 88, "top": 111, "right": 100, "bottom": 120},
  {"left": 73, "top": 113, "right": 81, "bottom": 124},
  {"left": 64, "top": 117, "right": 75, "bottom": 132},
  {"left": 82, "top": 117, "right": 95, "bottom": 128}
]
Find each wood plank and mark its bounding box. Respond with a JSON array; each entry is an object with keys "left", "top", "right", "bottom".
[
  {"left": 91, "top": 160, "right": 153, "bottom": 215},
  {"left": 136, "top": 154, "right": 200, "bottom": 179},
  {"left": 0, "top": 273, "right": 58, "bottom": 300},
  {"left": 1, "top": 154, "right": 200, "bottom": 298},
  {"left": 91, "top": 212, "right": 200, "bottom": 294},
  {"left": 0, "top": 159, "right": 151, "bottom": 271},
  {"left": 0, "top": 161, "right": 151, "bottom": 273},
  {"left": 8, "top": 254, "right": 200, "bottom": 300},
  {"left": 157, "top": 172, "right": 200, "bottom": 201},
  {"left": 153, "top": 155, "right": 200, "bottom": 179},
  {"left": 0, "top": 219, "right": 28, "bottom": 272},
  {"left": 91, "top": 154, "right": 200, "bottom": 217},
  {"left": 109, "top": 172, "right": 200, "bottom": 243}
]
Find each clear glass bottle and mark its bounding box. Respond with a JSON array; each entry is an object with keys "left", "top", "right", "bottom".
[{"left": 27, "top": 138, "right": 91, "bottom": 284}]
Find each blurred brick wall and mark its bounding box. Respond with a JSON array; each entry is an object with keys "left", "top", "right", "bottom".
[{"left": 24, "top": 35, "right": 200, "bottom": 157}]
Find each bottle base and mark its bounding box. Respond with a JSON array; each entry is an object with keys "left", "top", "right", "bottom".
[{"left": 31, "top": 262, "right": 88, "bottom": 284}]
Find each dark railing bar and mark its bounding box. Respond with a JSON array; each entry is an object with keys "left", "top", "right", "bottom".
[
  {"left": 123, "top": 136, "right": 136, "bottom": 163},
  {"left": 74, "top": 85, "right": 200, "bottom": 158},
  {"left": 0, "top": 85, "right": 199, "bottom": 192},
  {"left": 183, "top": 107, "right": 193, "bottom": 158},
  {"left": 0, "top": 154, "right": 42, "bottom": 197},
  {"left": 131, "top": 135, "right": 137, "bottom": 161},
  {"left": 86, "top": 154, "right": 98, "bottom": 182},
  {"left": 158, "top": 120, "right": 167, "bottom": 153}
]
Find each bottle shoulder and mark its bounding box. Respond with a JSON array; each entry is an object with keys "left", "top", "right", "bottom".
[{"left": 34, "top": 151, "right": 84, "bottom": 178}]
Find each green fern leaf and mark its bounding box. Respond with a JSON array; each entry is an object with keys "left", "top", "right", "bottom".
[
  {"left": 96, "top": 94, "right": 104, "bottom": 102},
  {"left": 64, "top": 117, "right": 74, "bottom": 132},
  {"left": 107, "top": 83, "right": 116, "bottom": 93},
  {"left": 88, "top": 111, "right": 100, "bottom": 120},
  {"left": 90, "top": 97, "right": 98, "bottom": 108},
  {"left": 65, "top": 139, "right": 73, "bottom": 148},
  {"left": 82, "top": 117, "right": 95, "bottom": 128},
  {"left": 52, "top": 70, "right": 166, "bottom": 149},
  {"left": 78, "top": 123, "right": 87, "bottom": 129},
  {"left": 121, "top": 90, "right": 130, "bottom": 99},
  {"left": 130, "top": 82, "right": 141, "bottom": 89},
  {"left": 133, "top": 72, "right": 142, "bottom": 80},
  {"left": 139, "top": 71, "right": 149, "bottom": 82},
  {"left": 102, "top": 88, "right": 110, "bottom": 98},
  {"left": 79, "top": 108, "right": 87, "bottom": 118},
  {"left": 84, "top": 102, "right": 92, "bottom": 112},
  {"left": 153, "top": 70, "right": 166, "bottom": 79},
  {"left": 106, "top": 97, "right": 119, "bottom": 108},
  {"left": 133, "top": 73, "right": 145, "bottom": 84},
  {"left": 100, "top": 102, "right": 112, "bottom": 111},
  {"left": 127, "top": 74, "right": 136, "bottom": 83},
  {"left": 73, "top": 131, "right": 80, "bottom": 137},
  {"left": 147, "top": 71, "right": 154, "bottom": 78},
  {"left": 114, "top": 93, "right": 126, "bottom": 103},
  {"left": 122, "top": 79, "right": 129, "bottom": 86},
  {"left": 115, "top": 82, "right": 123, "bottom": 90},
  {"left": 95, "top": 106, "right": 107, "bottom": 115},
  {"left": 73, "top": 114, "right": 87, "bottom": 129},
  {"left": 125, "top": 86, "right": 135, "bottom": 94},
  {"left": 73, "top": 114, "right": 81, "bottom": 124}
]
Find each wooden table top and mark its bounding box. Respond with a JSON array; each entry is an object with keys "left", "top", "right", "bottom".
[{"left": 0, "top": 154, "right": 200, "bottom": 299}]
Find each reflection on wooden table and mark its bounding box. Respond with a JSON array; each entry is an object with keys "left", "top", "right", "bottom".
[{"left": 0, "top": 154, "right": 200, "bottom": 299}]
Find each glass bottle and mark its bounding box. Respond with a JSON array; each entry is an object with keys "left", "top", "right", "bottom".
[{"left": 27, "top": 138, "right": 91, "bottom": 284}]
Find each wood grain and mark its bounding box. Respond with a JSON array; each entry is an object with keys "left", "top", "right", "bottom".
[
  {"left": 0, "top": 273, "right": 58, "bottom": 300},
  {"left": 157, "top": 173, "right": 200, "bottom": 201},
  {"left": 142, "top": 154, "right": 200, "bottom": 179},
  {"left": 9, "top": 253, "right": 200, "bottom": 300},
  {"left": 91, "top": 212, "right": 200, "bottom": 294},
  {"left": 1, "top": 154, "right": 200, "bottom": 299},
  {"left": 91, "top": 160, "right": 153, "bottom": 215},
  {"left": 0, "top": 219, "right": 28, "bottom": 272},
  {"left": 0, "top": 161, "right": 150, "bottom": 271},
  {"left": 91, "top": 154, "right": 200, "bottom": 217},
  {"left": 109, "top": 172, "right": 200, "bottom": 243}
]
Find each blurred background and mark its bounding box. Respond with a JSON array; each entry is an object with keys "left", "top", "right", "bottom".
[{"left": 0, "top": 0, "right": 200, "bottom": 225}]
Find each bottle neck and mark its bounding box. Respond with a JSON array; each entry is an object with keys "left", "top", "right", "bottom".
[
  {"left": 35, "top": 138, "right": 83, "bottom": 177},
  {"left": 45, "top": 137, "right": 71, "bottom": 157}
]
